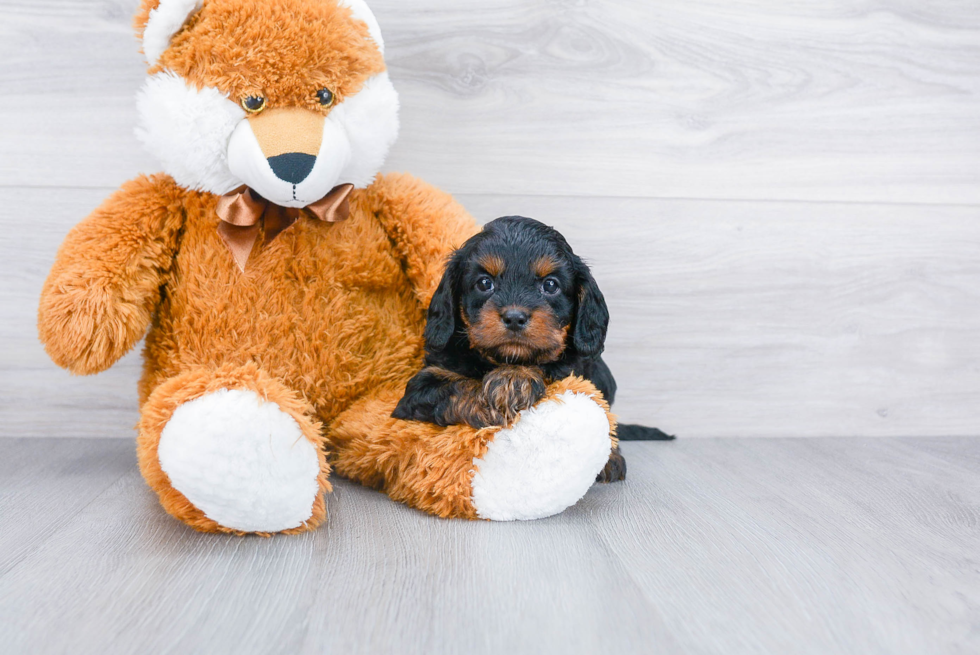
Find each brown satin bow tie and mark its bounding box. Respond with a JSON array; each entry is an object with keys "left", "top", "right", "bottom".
[{"left": 216, "top": 183, "right": 354, "bottom": 272}]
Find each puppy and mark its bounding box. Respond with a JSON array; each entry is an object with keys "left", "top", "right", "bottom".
[{"left": 392, "top": 216, "right": 674, "bottom": 483}]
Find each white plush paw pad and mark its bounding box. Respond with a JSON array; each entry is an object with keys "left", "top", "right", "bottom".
[
  {"left": 158, "top": 389, "right": 321, "bottom": 533},
  {"left": 471, "top": 391, "right": 612, "bottom": 521}
]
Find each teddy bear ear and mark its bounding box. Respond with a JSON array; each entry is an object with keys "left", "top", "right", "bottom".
[
  {"left": 135, "top": 0, "right": 203, "bottom": 66},
  {"left": 338, "top": 0, "right": 385, "bottom": 55}
]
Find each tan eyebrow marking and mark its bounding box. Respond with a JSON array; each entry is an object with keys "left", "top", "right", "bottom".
[
  {"left": 532, "top": 255, "right": 559, "bottom": 278},
  {"left": 478, "top": 254, "right": 505, "bottom": 277}
]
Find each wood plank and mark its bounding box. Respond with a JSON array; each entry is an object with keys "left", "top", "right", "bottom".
[
  {"left": 0, "top": 439, "right": 677, "bottom": 655},
  {"left": 0, "top": 438, "right": 134, "bottom": 575},
  {"left": 1, "top": 0, "right": 978, "bottom": 203},
  {"left": 0, "top": 437, "right": 977, "bottom": 654},
  {"left": 4, "top": 187, "right": 979, "bottom": 438},
  {"left": 580, "top": 438, "right": 980, "bottom": 654}
]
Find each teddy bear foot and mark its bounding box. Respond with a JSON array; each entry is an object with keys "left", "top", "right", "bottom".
[
  {"left": 470, "top": 388, "right": 613, "bottom": 521},
  {"left": 138, "top": 365, "right": 329, "bottom": 535},
  {"left": 156, "top": 389, "right": 322, "bottom": 533}
]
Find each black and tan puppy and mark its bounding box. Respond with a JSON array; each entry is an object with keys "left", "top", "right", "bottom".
[{"left": 392, "top": 216, "right": 674, "bottom": 482}]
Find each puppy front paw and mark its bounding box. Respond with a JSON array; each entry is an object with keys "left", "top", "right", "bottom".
[
  {"left": 596, "top": 447, "right": 626, "bottom": 483},
  {"left": 482, "top": 366, "right": 547, "bottom": 426}
]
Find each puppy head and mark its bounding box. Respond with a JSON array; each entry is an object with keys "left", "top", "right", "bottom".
[
  {"left": 133, "top": 0, "right": 398, "bottom": 206},
  {"left": 425, "top": 216, "right": 609, "bottom": 364}
]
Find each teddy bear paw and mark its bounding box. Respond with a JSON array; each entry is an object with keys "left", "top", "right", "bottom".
[
  {"left": 470, "top": 390, "right": 612, "bottom": 521},
  {"left": 157, "top": 388, "right": 322, "bottom": 533}
]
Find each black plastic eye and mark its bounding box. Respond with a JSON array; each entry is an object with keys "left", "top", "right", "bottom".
[
  {"left": 316, "top": 88, "right": 335, "bottom": 107},
  {"left": 475, "top": 276, "right": 494, "bottom": 293},
  {"left": 241, "top": 96, "right": 266, "bottom": 113},
  {"left": 542, "top": 278, "right": 560, "bottom": 295}
]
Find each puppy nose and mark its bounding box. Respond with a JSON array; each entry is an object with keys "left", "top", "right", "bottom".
[
  {"left": 501, "top": 309, "right": 529, "bottom": 331},
  {"left": 267, "top": 152, "right": 316, "bottom": 184}
]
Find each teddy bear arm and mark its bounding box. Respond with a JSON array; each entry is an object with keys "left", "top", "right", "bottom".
[
  {"left": 368, "top": 172, "right": 480, "bottom": 307},
  {"left": 329, "top": 376, "right": 617, "bottom": 521},
  {"left": 38, "top": 174, "right": 186, "bottom": 375}
]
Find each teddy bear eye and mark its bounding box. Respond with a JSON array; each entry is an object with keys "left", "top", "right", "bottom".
[
  {"left": 316, "top": 88, "right": 335, "bottom": 107},
  {"left": 241, "top": 96, "right": 266, "bottom": 114}
]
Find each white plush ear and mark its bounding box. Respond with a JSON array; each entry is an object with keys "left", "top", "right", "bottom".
[
  {"left": 136, "top": 71, "right": 245, "bottom": 194},
  {"left": 338, "top": 0, "right": 384, "bottom": 54},
  {"left": 142, "top": 0, "right": 203, "bottom": 66}
]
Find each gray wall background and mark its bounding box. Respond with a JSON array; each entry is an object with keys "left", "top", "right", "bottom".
[{"left": 2, "top": 0, "right": 978, "bottom": 438}]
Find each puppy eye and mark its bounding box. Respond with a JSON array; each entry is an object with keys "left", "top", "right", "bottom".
[
  {"left": 542, "top": 278, "right": 560, "bottom": 295},
  {"left": 475, "top": 276, "right": 494, "bottom": 293},
  {"left": 316, "top": 88, "right": 335, "bottom": 107},
  {"left": 241, "top": 96, "right": 266, "bottom": 114}
]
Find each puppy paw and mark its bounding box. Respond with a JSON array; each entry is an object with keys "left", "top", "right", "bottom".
[
  {"left": 482, "top": 366, "right": 547, "bottom": 426},
  {"left": 596, "top": 447, "right": 627, "bottom": 483}
]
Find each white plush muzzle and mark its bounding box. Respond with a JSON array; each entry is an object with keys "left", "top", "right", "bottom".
[
  {"left": 136, "top": 71, "right": 399, "bottom": 201},
  {"left": 135, "top": 0, "right": 398, "bottom": 200},
  {"left": 225, "top": 74, "right": 399, "bottom": 206}
]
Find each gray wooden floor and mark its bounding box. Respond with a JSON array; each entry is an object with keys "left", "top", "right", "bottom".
[{"left": 1, "top": 437, "right": 977, "bottom": 655}]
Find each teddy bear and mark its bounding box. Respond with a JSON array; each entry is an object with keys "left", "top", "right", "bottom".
[{"left": 37, "top": 0, "right": 616, "bottom": 535}]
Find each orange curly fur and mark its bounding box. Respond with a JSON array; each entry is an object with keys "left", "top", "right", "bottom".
[
  {"left": 328, "top": 389, "right": 494, "bottom": 520},
  {"left": 138, "top": 0, "right": 386, "bottom": 112},
  {"left": 38, "top": 168, "right": 482, "bottom": 530},
  {"left": 328, "top": 376, "right": 617, "bottom": 520},
  {"left": 39, "top": 0, "right": 616, "bottom": 533},
  {"left": 38, "top": 174, "right": 186, "bottom": 375}
]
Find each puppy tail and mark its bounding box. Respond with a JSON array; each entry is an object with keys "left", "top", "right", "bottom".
[{"left": 616, "top": 424, "right": 676, "bottom": 441}]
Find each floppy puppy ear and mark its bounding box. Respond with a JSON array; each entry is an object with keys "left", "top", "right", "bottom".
[
  {"left": 424, "top": 256, "right": 460, "bottom": 352},
  {"left": 136, "top": 0, "right": 203, "bottom": 66},
  {"left": 571, "top": 258, "right": 609, "bottom": 358}
]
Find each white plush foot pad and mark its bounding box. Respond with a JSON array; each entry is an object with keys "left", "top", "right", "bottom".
[
  {"left": 470, "top": 391, "right": 612, "bottom": 521},
  {"left": 158, "top": 389, "right": 321, "bottom": 533}
]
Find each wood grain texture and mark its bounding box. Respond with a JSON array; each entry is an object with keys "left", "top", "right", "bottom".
[
  {"left": 459, "top": 194, "right": 980, "bottom": 437},
  {"left": 0, "top": 187, "right": 142, "bottom": 439},
  {"left": 0, "top": 0, "right": 978, "bottom": 202},
  {"left": 0, "top": 437, "right": 977, "bottom": 655},
  {"left": 2, "top": 0, "right": 979, "bottom": 437},
  {"left": 5, "top": 187, "right": 978, "bottom": 438}
]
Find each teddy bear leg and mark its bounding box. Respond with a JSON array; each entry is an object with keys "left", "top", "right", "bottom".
[
  {"left": 137, "top": 363, "right": 330, "bottom": 535},
  {"left": 329, "top": 376, "right": 614, "bottom": 521}
]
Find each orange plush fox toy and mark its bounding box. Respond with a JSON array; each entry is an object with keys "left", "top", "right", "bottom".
[{"left": 38, "top": 0, "right": 616, "bottom": 535}]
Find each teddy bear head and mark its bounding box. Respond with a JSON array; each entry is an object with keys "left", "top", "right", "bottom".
[{"left": 134, "top": 0, "right": 399, "bottom": 208}]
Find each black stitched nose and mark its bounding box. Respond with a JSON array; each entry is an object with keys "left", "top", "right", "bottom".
[
  {"left": 501, "top": 309, "right": 529, "bottom": 331},
  {"left": 267, "top": 153, "right": 316, "bottom": 184}
]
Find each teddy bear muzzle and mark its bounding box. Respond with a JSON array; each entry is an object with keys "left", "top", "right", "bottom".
[
  {"left": 250, "top": 107, "right": 323, "bottom": 185},
  {"left": 227, "top": 106, "right": 352, "bottom": 209}
]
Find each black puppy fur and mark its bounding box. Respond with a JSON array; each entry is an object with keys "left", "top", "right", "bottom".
[{"left": 392, "top": 216, "right": 674, "bottom": 483}]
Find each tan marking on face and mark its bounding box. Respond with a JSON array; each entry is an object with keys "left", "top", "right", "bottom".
[
  {"left": 248, "top": 107, "right": 325, "bottom": 158},
  {"left": 532, "top": 255, "right": 559, "bottom": 278},
  {"left": 478, "top": 254, "right": 505, "bottom": 277},
  {"left": 523, "top": 316, "right": 568, "bottom": 361},
  {"left": 467, "top": 304, "right": 567, "bottom": 364}
]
